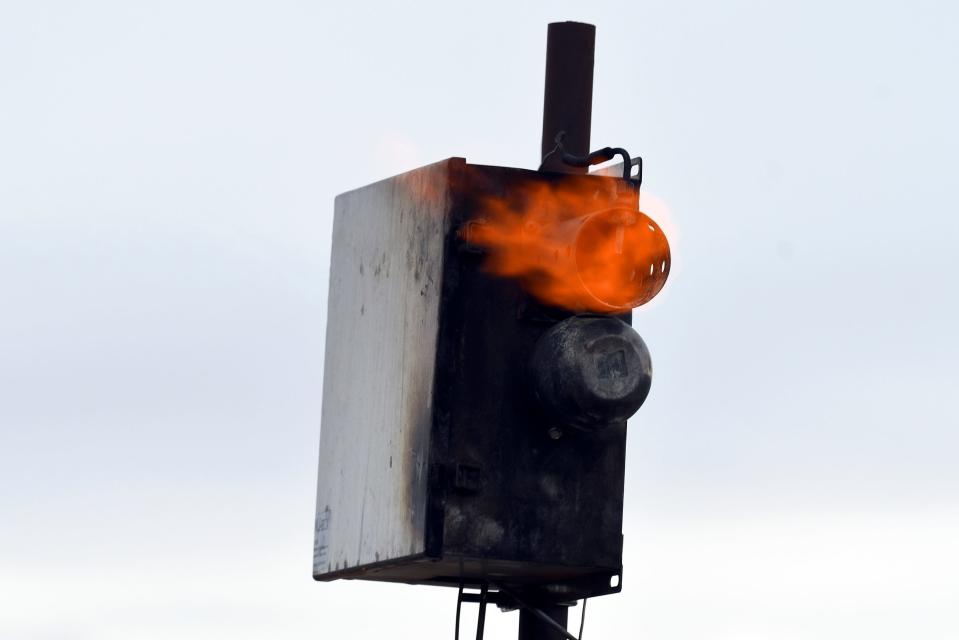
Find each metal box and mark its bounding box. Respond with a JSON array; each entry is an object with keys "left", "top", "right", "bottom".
[{"left": 314, "top": 158, "right": 638, "bottom": 598}]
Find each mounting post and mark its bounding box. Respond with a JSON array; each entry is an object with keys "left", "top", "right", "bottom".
[
  {"left": 520, "top": 19, "right": 597, "bottom": 640},
  {"left": 518, "top": 603, "right": 572, "bottom": 640}
]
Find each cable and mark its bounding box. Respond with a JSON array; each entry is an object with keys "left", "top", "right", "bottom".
[
  {"left": 454, "top": 584, "right": 463, "bottom": 640},
  {"left": 475, "top": 583, "right": 489, "bottom": 640},
  {"left": 539, "top": 131, "right": 568, "bottom": 170},
  {"left": 578, "top": 598, "right": 587, "bottom": 640},
  {"left": 539, "top": 132, "right": 639, "bottom": 181}
]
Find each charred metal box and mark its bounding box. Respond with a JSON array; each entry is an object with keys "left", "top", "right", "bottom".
[{"left": 314, "top": 158, "right": 644, "bottom": 598}]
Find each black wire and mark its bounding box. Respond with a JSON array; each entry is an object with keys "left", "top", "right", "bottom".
[
  {"left": 475, "top": 584, "right": 489, "bottom": 640},
  {"left": 454, "top": 584, "right": 463, "bottom": 640},
  {"left": 540, "top": 133, "right": 638, "bottom": 182},
  {"left": 578, "top": 598, "right": 588, "bottom": 640},
  {"left": 539, "top": 131, "right": 567, "bottom": 170}
]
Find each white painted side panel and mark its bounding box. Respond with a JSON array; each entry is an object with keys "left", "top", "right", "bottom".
[{"left": 314, "top": 160, "right": 452, "bottom": 575}]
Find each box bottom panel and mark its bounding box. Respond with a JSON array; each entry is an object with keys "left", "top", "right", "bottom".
[{"left": 313, "top": 554, "right": 622, "bottom": 600}]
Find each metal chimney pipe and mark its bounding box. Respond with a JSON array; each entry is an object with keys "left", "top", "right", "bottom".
[{"left": 540, "top": 21, "right": 596, "bottom": 173}]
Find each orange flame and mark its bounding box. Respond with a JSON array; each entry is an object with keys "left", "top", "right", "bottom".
[{"left": 462, "top": 175, "right": 671, "bottom": 313}]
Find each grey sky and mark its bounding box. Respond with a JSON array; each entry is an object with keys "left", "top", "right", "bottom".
[{"left": 1, "top": 1, "right": 957, "bottom": 638}]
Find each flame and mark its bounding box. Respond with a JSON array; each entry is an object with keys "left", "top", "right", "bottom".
[{"left": 462, "top": 175, "right": 671, "bottom": 313}]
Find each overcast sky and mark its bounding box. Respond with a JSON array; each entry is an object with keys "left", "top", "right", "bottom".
[{"left": 1, "top": 1, "right": 957, "bottom": 639}]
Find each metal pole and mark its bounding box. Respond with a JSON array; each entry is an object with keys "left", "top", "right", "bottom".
[
  {"left": 540, "top": 21, "right": 596, "bottom": 173},
  {"left": 518, "top": 603, "right": 571, "bottom": 640},
  {"left": 519, "top": 21, "right": 595, "bottom": 639}
]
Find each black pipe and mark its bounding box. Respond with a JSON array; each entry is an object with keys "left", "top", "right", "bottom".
[
  {"left": 520, "top": 20, "right": 597, "bottom": 639},
  {"left": 540, "top": 22, "right": 595, "bottom": 173},
  {"left": 518, "top": 604, "right": 572, "bottom": 640}
]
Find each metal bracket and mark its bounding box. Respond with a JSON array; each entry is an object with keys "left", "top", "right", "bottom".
[
  {"left": 539, "top": 131, "right": 642, "bottom": 185},
  {"left": 454, "top": 584, "right": 590, "bottom": 640}
]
